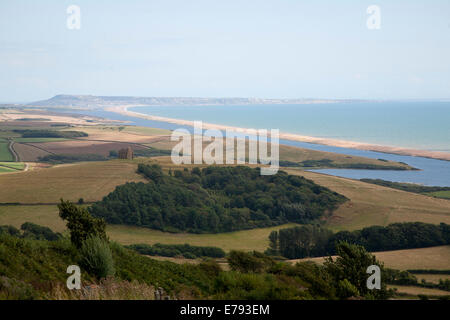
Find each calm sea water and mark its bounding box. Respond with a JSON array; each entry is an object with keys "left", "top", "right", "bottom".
[
  {"left": 66, "top": 107, "right": 450, "bottom": 187},
  {"left": 130, "top": 102, "right": 450, "bottom": 152}
]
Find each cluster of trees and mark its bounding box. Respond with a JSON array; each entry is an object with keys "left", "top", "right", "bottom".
[
  {"left": 13, "top": 129, "right": 88, "bottom": 138},
  {"left": 126, "top": 243, "right": 226, "bottom": 259},
  {"left": 38, "top": 154, "right": 107, "bottom": 164},
  {"left": 267, "top": 222, "right": 450, "bottom": 259},
  {"left": 89, "top": 164, "right": 346, "bottom": 233},
  {"left": 0, "top": 222, "right": 61, "bottom": 241}
]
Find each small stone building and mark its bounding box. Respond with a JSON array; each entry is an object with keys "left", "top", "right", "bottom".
[{"left": 118, "top": 146, "right": 134, "bottom": 160}]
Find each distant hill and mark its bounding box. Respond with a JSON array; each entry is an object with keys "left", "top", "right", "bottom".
[{"left": 28, "top": 94, "right": 363, "bottom": 108}]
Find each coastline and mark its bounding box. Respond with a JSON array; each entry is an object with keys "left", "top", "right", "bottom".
[{"left": 106, "top": 105, "right": 450, "bottom": 162}]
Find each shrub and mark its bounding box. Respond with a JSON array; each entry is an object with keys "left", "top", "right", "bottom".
[
  {"left": 79, "top": 236, "right": 115, "bottom": 279},
  {"left": 199, "top": 259, "right": 222, "bottom": 277}
]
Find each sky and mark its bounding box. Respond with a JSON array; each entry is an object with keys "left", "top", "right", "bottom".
[{"left": 1, "top": 0, "right": 450, "bottom": 102}]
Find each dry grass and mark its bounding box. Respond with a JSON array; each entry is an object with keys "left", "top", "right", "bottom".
[{"left": 0, "top": 160, "right": 146, "bottom": 203}]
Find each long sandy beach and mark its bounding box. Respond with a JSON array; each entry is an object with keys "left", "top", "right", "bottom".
[{"left": 106, "top": 105, "right": 450, "bottom": 162}]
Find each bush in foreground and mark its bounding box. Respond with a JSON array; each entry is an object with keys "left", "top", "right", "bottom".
[{"left": 79, "top": 236, "right": 115, "bottom": 279}]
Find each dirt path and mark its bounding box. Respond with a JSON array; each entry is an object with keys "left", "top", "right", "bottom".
[{"left": 7, "top": 139, "right": 19, "bottom": 162}]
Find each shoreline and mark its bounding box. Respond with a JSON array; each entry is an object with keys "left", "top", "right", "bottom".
[{"left": 106, "top": 105, "right": 450, "bottom": 162}]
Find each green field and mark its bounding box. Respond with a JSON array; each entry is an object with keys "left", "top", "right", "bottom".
[
  {"left": 0, "top": 143, "right": 13, "bottom": 161},
  {"left": 0, "top": 167, "right": 16, "bottom": 173}
]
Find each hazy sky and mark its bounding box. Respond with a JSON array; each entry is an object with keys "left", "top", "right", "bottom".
[{"left": 1, "top": 0, "right": 450, "bottom": 102}]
